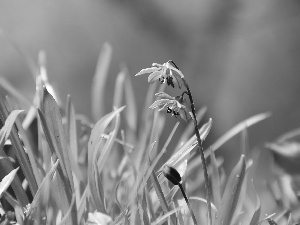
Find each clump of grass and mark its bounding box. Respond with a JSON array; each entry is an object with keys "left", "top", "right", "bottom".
[{"left": 0, "top": 40, "right": 298, "bottom": 225}]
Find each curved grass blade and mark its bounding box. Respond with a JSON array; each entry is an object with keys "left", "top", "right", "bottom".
[
  {"left": 250, "top": 181, "right": 261, "bottom": 225},
  {"left": 188, "top": 113, "right": 271, "bottom": 172},
  {"left": 215, "top": 155, "right": 246, "bottom": 225},
  {"left": 211, "top": 113, "right": 270, "bottom": 153},
  {"left": 0, "top": 167, "right": 19, "bottom": 198},
  {"left": 0, "top": 103, "right": 38, "bottom": 195},
  {"left": 91, "top": 42, "right": 113, "bottom": 121},
  {"left": 210, "top": 148, "right": 221, "bottom": 209},
  {"left": 88, "top": 106, "right": 125, "bottom": 212},
  {"left": 39, "top": 87, "right": 74, "bottom": 192},
  {"left": 0, "top": 156, "right": 28, "bottom": 207}
]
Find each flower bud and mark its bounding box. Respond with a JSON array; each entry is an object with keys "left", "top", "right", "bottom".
[{"left": 163, "top": 165, "right": 181, "bottom": 185}]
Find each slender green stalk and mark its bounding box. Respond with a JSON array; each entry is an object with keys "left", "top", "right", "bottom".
[
  {"left": 182, "top": 77, "right": 212, "bottom": 225},
  {"left": 178, "top": 183, "right": 198, "bottom": 225}
]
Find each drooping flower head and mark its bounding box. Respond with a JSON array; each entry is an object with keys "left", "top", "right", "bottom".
[
  {"left": 149, "top": 92, "right": 190, "bottom": 121},
  {"left": 135, "top": 61, "right": 184, "bottom": 88}
]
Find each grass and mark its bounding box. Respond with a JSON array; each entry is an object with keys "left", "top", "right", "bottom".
[{"left": 0, "top": 42, "right": 299, "bottom": 225}]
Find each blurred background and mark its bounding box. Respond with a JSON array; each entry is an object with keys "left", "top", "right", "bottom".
[{"left": 1, "top": 0, "right": 300, "bottom": 194}]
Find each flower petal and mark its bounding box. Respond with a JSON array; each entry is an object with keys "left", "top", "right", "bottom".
[
  {"left": 149, "top": 99, "right": 172, "bottom": 109},
  {"left": 135, "top": 67, "right": 159, "bottom": 76},
  {"left": 155, "top": 92, "right": 175, "bottom": 100},
  {"left": 148, "top": 71, "right": 162, "bottom": 83}
]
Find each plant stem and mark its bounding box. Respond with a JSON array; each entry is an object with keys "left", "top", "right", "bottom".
[
  {"left": 182, "top": 78, "right": 212, "bottom": 225},
  {"left": 178, "top": 183, "right": 198, "bottom": 225}
]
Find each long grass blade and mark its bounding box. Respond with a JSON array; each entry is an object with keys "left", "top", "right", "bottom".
[
  {"left": 215, "top": 155, "right": 246, "bottom": 225},
  {"left": 88, "top": 106, "right": 125, "bottom": 212},
  {"left": 0, "top": 167, "right": 19, "bottom": 198},
  {"left": 39, "top": 86, "right": 74, "bottom": 192},
  {"left": 250, "top": 181, "right": 261, "bottom": 225},
  {"left": 0, "top": 103, "right": 38, "bottom": 195},
  {"left": 91, "top": 42, "right": 113, "bottom": 121}
]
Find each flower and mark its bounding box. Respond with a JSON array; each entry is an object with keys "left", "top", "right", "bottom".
[
  {"left": 163, "top": 165, "right": 181, "bottom": 185},
  {"left": 135, "top": 61, "right": 184, "bottom": 88},
  {"left": 149, "top": 92, "right": 190, "bottom": 121}
]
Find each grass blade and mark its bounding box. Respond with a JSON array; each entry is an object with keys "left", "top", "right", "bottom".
[
  {"left": 215, "top": 155, "right": 246, "bottom": 225},
  {"left": 88, "top": 106, "right": 125, "bottom": 212},
  {"left": 210, "top": 148, "right": 221, "bottom": 209},
  {"left": 91, "top": 42, "right": 113, "bottom": 121},
  {"left": 0, "top": 102, "right": 38, "bottom": 195},
  {"left": 250, "top": 181, "right": 261, "bottom": 225},
  {"left": 0, "top": 167, "right": 19, "bottom": 198},
  {"left": 39, "top": 86, "right": 74, "bottom": 192}
]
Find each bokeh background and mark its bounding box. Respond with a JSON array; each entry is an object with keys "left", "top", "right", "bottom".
[{"left": 1, "top": 0, "right": 300, "bottom": 185}]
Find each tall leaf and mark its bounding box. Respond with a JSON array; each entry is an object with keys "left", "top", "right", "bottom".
[
  {"left": 91, "top": 42, "right": 113, "bottom": 121},
  {"left": 88, "top": 106, "right": 125, "bottom": 212},
  {"left": 215, "top": 155, "right": 246, "bottom": 225}
]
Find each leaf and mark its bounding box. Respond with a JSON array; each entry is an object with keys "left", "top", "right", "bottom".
[
  {"left": 88, "top": 106, "right": 125, "bottom": 212},
  {"left": 39, "top": 87, "right": 74, "bottom": 192},
  {"left": 164, "top": 118, "right": 213, "bottom": 170},
  {"left": 91, "top": 42, "right": 113, "bottom": 121},
  {"left": 249, "top": 181, "right": 261, "bottom": 225},
  {"left": 211, "top": 112, "right": 271, "bottom": 152},
  {"left": 113, "top": 68, "right": 127, "bottom": 108},
  {"left": 0, "top": 167, "right": 19, "bottom": 198},
  {"left": 188, "top": 112, "right": 271, "bottom": 172},
  {"left": 0, "top": 110, "right": 24, "bottom": 150},
  {"left": 215, "top": 155, "right": 246, "bottom": 225},
  {"left": 0, "top": 103, "right": 38, "bottom": 196},
  {"left": 210, "top": 148, "right": 221, "bottom": 209}
]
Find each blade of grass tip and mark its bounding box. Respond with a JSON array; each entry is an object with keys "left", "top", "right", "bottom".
[
  {"left": 15, "top": 117, "right": 43, "bottom": 187},
  {"left": 0, "top": 158, "right": 29, "bottom": 207},
  {"left": 0, "top": 29, "right": 38, "bottom": 79},
  {"left": 0, "top": 105, "right": 38, "bottom": 195},
  {"left": 96, "top": 105, "right": 121, "bottom": 174},
  {"left": 0, "top": 77, "right": 31, "bottom": 108},
  {"left": 66, "top": 95, "right": 84, "bottom": 181},
  {"left": 241, "top": 127, "right": 249, "bottom": 157},
  {"left": 176, "top": 106, "right": 207, "bottom": 148},
  {"left": 211, "top": 112, "right": 271, "bottom": 153},
  {"left": 249, "top": 180, "right": 261, "bottom": 225},
  {"left": 88, "top": 106, "right": 125, "bottom": 212},
  {"left": 124, "top": 69, "right": 138, "bottom": 140},
  {"left": 277, "top": 127, "right": 300, "bottom": 143},
  {"left": 91, "top": 42, "right": 113, "bottom": 121},
  {"left": 39, "top": 86, "right": 74, "bottom": 192},
  {"left": 210, "top": 148, "right": 221, "bottom": 209},
  {"left": 113, "top": 68, "right": 127, "bottom": 108},
  {"left": 0, "top": 167, "right": 19, "bottom": 198},
  {"left": 188, "top": 113, "right": 271, "bottom": 172},
  {"left": 215, "top": 155, "right": 246, "bottom": 225}
]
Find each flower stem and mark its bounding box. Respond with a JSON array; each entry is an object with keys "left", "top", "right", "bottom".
[
  {"left": 178, "top": 183, "right": 198, "bottom": 225},
  {"left": 182, "top": 78, "right": 212, "bottom": 225}
]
